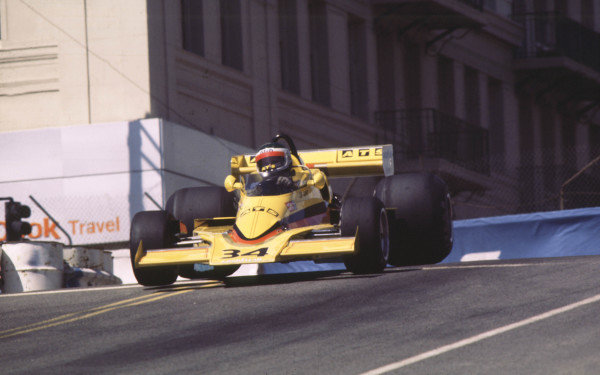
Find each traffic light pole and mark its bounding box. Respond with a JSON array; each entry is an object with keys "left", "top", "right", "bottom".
[{"left": 1, "top": 197, "right": 32, "bottom": 242}]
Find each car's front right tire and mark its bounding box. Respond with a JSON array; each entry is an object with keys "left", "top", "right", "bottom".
[{"left": 341, "top": 197, "right": 389, "bottom": 274}]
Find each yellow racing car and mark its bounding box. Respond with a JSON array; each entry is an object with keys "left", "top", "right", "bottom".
[{"left": 130, "top": 134, "right": 453, "bottom": 286}]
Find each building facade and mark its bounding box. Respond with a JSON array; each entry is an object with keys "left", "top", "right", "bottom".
[{"left": 1, "top": 0, "right": 600, "bottom": 220}]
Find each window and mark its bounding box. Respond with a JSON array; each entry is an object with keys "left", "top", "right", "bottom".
[
  {"left": 348, "top": 15, "right": 368, "bottom": 120},
  {"left": 518, "top": 94, "right": 534, "bottom": 156},
  {"left": 220, "top": 0, "right": 243, "bottom": 71},
  {"left": 590, "top": 125, "right": 600, "bottom": 159},
  {"left": 437, "top": 56, "right": 455, "bottom": 115},
  {"left": 308, "top": 0, "right": 330, "bottom": 106},
  {"left": 464, "top": 66, "right": 480, "bottom": 125},
  {"left": 581, "top": 0, "right": 594, "bottom": 29},
  {"left": 278, "top": 0, "right": 300, "bottom": 94},
  {"left": 403, "top": 42, "right": 421, "bottom": 109},
  {"left": 181, "top": 0, "right": 204, "bottom": 56},
  {"left": 512, "top": 0, "right": 526, "bottom": 16},
  {"left": 487, "top": 78, "right": 505, "bottom": 160},
  {"left": 540, "top": 107, "right": 556, "bottom": 191},
  {"left": 533, "top": 0, "right": 546, "bottom": 12},
  {"left": 483, "top": 0, "right": 513, "bottom": 17},
  {"left": 562, "top": 118, "right": 576, "bottom": 170},
  {"left": 555, "top": 0, "right": 567, "bottom": 15}
]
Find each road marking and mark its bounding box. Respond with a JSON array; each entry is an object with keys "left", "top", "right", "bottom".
[
  {"left": 0, "top": 279, "right": 223, "bottom": 298},
  {"left": 359, "top": 292, "right": 600, "bottom": 375},
  {"left": 421, "top": 262, "right": 565, "bottom": 270},
  {"left": 0, "top": 284, "right": 144, "bottom": 298},
  {"left": 0, "top": 289, "right": 196, "bottom": 339},
  {"left": 460, "top": 251, "right": 501, "bottom": 262}
]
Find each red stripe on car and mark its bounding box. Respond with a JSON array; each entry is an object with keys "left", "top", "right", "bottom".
[{"left": 229, "top": 227, "right": 283, "bottom": 244}]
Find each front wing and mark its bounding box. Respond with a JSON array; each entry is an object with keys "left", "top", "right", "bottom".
[{"left": 134, "top": 224, "right": 356, "bottom": 268}]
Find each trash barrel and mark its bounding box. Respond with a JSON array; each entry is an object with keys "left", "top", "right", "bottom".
[{"left": 1, "top": 242, "right": 64, "bottom": 294}]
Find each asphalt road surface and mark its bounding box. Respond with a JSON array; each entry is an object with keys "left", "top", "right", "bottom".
[{"left": 2, "top": 256, "right": 600, "bottom": 374}]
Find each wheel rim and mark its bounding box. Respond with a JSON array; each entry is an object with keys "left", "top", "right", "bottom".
[{"left": 379, "top": 209, "right": 390, "bottom": 263}]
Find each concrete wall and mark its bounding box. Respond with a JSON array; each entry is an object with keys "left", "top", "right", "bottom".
[
  {"left": 0, "top": 0, "right": 381, "bottom": 149},
  {"left": 0, "top": 0, "right": 153, "bottom": 131}
]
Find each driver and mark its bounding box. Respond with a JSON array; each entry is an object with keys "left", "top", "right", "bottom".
[{"left": 255, "top": 142, "right": 294, "bottom": 188}]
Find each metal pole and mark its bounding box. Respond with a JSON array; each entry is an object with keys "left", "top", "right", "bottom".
[
  {"left": 559, "top": 154, "right": 600, "bottom": 210},
  {"left": 28, "top": 195, "right": 73, "bottom": 246}
]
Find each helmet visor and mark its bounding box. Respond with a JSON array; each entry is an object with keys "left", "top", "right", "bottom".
[{"left": 256, "top": 149, "right": 288, "bottom": 174}]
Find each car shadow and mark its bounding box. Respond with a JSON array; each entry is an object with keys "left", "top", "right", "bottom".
[{"left": 143, "top": 266, "right": 421, "bottom": 291}]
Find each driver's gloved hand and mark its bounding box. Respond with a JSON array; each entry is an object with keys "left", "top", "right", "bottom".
[{"left": 276, "top": 176, "right": 293, "bottom": 187}]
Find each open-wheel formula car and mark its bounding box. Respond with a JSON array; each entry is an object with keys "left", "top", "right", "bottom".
[{"left": 130, "top": 134, "right": 453, "bottom": 286}]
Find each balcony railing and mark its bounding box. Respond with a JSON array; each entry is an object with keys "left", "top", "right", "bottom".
[
  {"left": 514, "top": 12, "right": 600, "bottom": 73},
  {"left": 376, "top": 108, "right": 490, "bottom": 174}
]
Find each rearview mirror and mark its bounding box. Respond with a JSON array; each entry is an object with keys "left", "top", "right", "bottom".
[
  {"left": 224, "top": 175, "right": 243, "bottom": 192},
  {"left": 307, "top": 170, "right": 326, "bottom": 190}
]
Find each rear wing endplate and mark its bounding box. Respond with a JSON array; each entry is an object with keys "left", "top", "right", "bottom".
[{"left": 231, "top": 144, "right": 394, "bottom": 178}]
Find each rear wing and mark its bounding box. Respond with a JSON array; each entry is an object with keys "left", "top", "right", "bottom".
[{"left": 230, "top": 144, "right": 394, "bottom": 178}]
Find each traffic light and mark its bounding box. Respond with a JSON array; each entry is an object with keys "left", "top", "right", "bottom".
[{"left": 5, "top": 200, "right": 32, "bottom": 241}]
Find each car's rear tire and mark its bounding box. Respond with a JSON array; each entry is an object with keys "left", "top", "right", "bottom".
[
  {"left": 129, "top": 211, "right": 179, "bottom": 286},
  {"left": 166, "top": 186, "right": 236, "bottom": 234},
  {"left": 341, "top": 197, "right": 389, "bottom": 274},
  {"left": 374, "top": 172, "right": 453, "bottom": 266},
  {"left": 166, "top": 186, "right": 240, "bottom": 279}
]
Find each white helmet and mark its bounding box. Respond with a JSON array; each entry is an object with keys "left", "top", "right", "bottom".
[{"left": 255, "top": 142, "right": 292, "bottom": 178}]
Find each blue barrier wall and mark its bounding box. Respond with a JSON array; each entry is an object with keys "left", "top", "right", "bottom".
[{"left": 446, "top": 207, "right": 600, "bottom": 262}]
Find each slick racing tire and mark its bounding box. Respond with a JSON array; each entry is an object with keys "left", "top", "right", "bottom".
[
  {"left": 166, "top": 186, "right": 237, "bottom": 234},
  {"left": 129, "top": 210, "right": 179, "bottom": 286},
  {"left": 341, "top": 197, "right": 390, "bottom": 274},
  {"left": 166, "top": 186, "right": 240, "bottom": 279},
  {"left": 374, "top": 172, "right": 453, "bottom": 266}
]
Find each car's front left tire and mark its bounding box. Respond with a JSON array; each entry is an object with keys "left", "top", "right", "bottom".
[{"left": 129, "top": 210, "right": 179, "bottom": 286}]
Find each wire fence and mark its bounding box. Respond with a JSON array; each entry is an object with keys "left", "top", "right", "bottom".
[{"left": 451, "top": 145, "right": 600, "bottom": 218}]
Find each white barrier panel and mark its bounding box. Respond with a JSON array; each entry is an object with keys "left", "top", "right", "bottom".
[
  {"left": 1, "top": 242, "right": 64, "bottom": 293},
  {"left": 0, "top": 119, "right": 253, "bottom": 246}
]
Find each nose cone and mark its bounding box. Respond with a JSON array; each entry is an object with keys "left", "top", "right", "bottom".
[
  {"left": 236, "top": 211, "right": 279, "bottom": 239},
  {"left": 235, "top": 197, "right": 287, "bottom": 240}
]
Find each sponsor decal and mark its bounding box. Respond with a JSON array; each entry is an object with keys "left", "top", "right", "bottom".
[
  {"left": 0, "top": 216, "right": 121, "bottom": 242},
  {"left": 222, "top": 248, "right": 269, "bottom": 259},
  {"left": 239, "top": 206, "right": 279, "bottom": 217},
  {"left": 341, "top": 150, "right": 354, "bottom": 158},
  {"left": 286, "top": 201, "right": 297, "bottom": 212}
]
